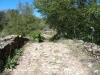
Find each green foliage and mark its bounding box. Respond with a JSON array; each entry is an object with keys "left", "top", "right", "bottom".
[
  {"left": 0, "top": 11, "right": 6, "bottom": 31},
  {"left": 4, "top": 9, "right": 36, "bottom": 36},
  {"left": 4, "top": 56, "right": 16, "bottom": 69},
  {"left": 1, "top": 2, "right": 44, "bottom": 37},
  {"left": 34, "top": 0, "right": 100, "bottom": 45},
  {"left": 4, "top": 49, "right": 21, "bottom": 69},
  {"left": 28, "top": 31, "right": 40, "bottom": 41}
]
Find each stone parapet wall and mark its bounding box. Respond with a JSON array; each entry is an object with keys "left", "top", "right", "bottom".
[{"left": 0, "top": 35, "right": 29, "bottom": 60}]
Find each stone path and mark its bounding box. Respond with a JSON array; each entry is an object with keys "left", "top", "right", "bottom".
[{"left": 11, "top": 42, "right": 90, "bottom": 75}]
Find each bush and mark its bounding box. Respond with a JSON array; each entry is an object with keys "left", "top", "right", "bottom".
[{"left": 28, "top": 31, "right": 40, "bottom": 42}]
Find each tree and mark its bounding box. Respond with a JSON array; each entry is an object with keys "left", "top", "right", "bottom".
[
  {"left": 34, "top": 0, "right": 100, "bottom": 45},
  {"left": 4, "top": 2, "right": 41, "bottom": 36},
  {"left": 34, "top": 0, "right": 77, "bottom": 35},
  {"left": 0, "top": 11, "right": 6, "bottom": 31}
]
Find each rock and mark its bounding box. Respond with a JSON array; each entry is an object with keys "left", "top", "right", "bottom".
[
  {"left": 83, "top": 41, "right": 100, "bottom": 60},
  {"left": 97, "top": 56, "right": 100, "bottom": 60},
  {"left": 94, "top": 69, "right": 99, "bottom": 74},
  {"left": 87, "top": 62, "right": 93, "bottom": 68},
  {"left": 0, "top": 35, "right": 29, "bottom": 60},
  {"left": 73, "top": 40, "right": 84, "bottom": 44}
]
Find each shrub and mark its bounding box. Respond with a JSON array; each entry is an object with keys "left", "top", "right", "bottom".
[{"left": 28, "top": 31, "right": 40, "bottom": 42}]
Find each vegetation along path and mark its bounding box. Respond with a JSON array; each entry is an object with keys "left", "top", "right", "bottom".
[{"left": 10, "top": 42, "right": 90, "bottom": 75}]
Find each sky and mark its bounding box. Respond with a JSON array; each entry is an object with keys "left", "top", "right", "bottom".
[
  {"left": 0, "top": 0, "right": 42, "bottom": 18},
  {"left": 0, "top": 0, "right": 100, "bottom": 18}
]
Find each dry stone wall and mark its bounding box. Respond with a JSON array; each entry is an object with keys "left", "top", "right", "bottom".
[
  {"left": 0, "top": 35, "right": 29, "bottom": 60},
  {"left": 73, "top": 40, "right": 100, "bottom": 60},
  {"left": 83, "top": 42, "right": 100, "bottom": 60}
]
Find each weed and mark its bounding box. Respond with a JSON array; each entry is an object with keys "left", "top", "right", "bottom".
[{"left": 4, "top": 49, "right": 22, "bottom": 70}]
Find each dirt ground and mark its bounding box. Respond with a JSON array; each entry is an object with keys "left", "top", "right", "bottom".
[{"left": 9, "top": 42, "right": 90, "bottom": 75}]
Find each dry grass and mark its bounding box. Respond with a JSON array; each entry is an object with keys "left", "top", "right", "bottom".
[{"left": 57, "top": 39, "right": 100, "bottom": 75}]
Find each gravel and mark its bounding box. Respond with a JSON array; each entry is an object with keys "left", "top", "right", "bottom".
[{"left": 10, "top": 42, "right": 90, "bottom": 75}]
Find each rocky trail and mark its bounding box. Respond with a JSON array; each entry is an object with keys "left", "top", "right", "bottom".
[{"left": 9, "top": 42, "right": 90, "bottom": 75}]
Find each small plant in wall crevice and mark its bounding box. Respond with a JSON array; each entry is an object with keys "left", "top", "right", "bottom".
[{"left": 4, "top": 49, "right": 21, "bottom": 70}]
